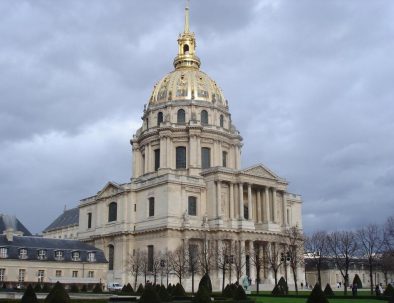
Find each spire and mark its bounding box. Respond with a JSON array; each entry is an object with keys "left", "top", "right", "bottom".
[
  {"left": 173, "top": 1, "right": 201, "bottom": 69},
  {"left": 184, "top": 0, "right": 190, "bottom": 33}
]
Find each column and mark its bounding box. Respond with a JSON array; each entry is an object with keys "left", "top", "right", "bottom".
[
  {"left": 239, "top": 183, "right": 244, "bottom": 219},
  {"left": 282, "top": 192, "right": 286, "bottom": 226},
  {"left": 144, "top": 146, "right": 149, "bottom": 174},
  {"left": 272, "top": 188, "right": 277, "bottom": 223},
  {"left": 264, "top": 187, "right": 270, "bottom": 223},
  {"left": 216, "top": 181, "right": 222, "bottom": 218},
  {"left": 257, "top": 189, "right": 262, "bottom": 223},
  {"left": 240, "top": 240, "right": 246, "bottom": 277},
  {"left": 229, "top": 183, "right": 234, "bottom": 220},
  {"left": 247, "top": 184, "right": 252, "bottom": 220},
  {"left": 160, "top": 136, "right": 167, "bottom": 168}
]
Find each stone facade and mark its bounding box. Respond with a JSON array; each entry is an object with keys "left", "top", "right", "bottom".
[{"left": 45, "top": 5, "right": 304, "bottom": 291}]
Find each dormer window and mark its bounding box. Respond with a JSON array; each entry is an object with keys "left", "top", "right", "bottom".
[
  {"left": 19, "top": 248, "right": 28, "bottom": 259},
  {"left": 54, "top": 250, "right": 64, "bottom": 261},
  {"left": 0, "top": 247, "right": 8, "bottom": 258},
  {"left": 72, "top": 251, "right": 80, "bottom": 261},
  {"left": 37, "top": 249, "right": 47, "bottom": 260},
  {"left": 87, "top": 252, "right": 96, "bottom": 262}
]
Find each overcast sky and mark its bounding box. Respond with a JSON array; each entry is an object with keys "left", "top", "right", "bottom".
[{"left": 1, "top": 0, "right": 393, "bottom": 234}]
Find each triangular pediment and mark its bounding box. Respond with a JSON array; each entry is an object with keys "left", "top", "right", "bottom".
[
  {"left": 242, "top": 164, "right": 281, "bottom": 180},
  {"left": 97, "top": 181, "right": 123, "bottom": 198}
]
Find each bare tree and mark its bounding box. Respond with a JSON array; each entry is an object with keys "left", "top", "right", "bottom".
[
  {"left": 379, "top": 251, "right": 394, "bottom": 286},
  {"left": 161, "top": 250, "right": 172, "bottom": 287},
  {"left": 327, "top": 231, "right": 358, "bottom": 295},
  {"left": 139, "top": 251, "right": 149, "bottom": 285},
  {"left": 217, "top": 241, "right": 230, "bottom": 291},
  {"left": 284, "top": 226, "right": 304, "bottom": 295},
  {"left": 249, "top": 241, "right": 265, "bottom": 294},
  {"left": 127, "top": 249, "right": 144, "bottom": 289},
  {"left": 384, "top": 216, "right": 394, "bottom": 252},
  {"left": 188, "top": 243, "right": 200, "bottom": 294},
  {"left": 151, "top": 250, "right": 163, "bottom": 285},
  {"left": 169, "top": 244, "right": 188, "bottom": 285},
  {"left": 197, "top": 234, "right": 215, "bottom": 275},
  {"left": 232, "top": 241, "right": 245, "bottom": 283},
  {"left": 304, "top": 231, "right": 328, "bottom": 286},
  {"left": 264, "top": 242, "right": 282, "bottom": 286},
  {"left": 357, "top": 224, "right": 384, "bottom": 294}
]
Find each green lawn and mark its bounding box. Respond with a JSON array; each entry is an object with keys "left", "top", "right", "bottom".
[{"left": 252, "top": 297, "right": 381, "bottom": 303}]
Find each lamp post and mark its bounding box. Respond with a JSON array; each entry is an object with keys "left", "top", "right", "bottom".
[{"left": 281, "top": 251, "right": 291, "bottom": 283}]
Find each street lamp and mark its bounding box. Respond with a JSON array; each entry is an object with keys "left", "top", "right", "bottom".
[{"left": 281, "top": 251, "right": 291, "bottom": 283}]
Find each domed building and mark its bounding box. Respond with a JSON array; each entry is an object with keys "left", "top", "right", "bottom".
[{"left": 44, "top": 4, "right": 304, "bottom": 291}]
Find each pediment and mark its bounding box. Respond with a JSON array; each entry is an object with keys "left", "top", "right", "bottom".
[
  {"left": 97, "top": 181, "right": 123, "bottom": 198},
  {"left": 242, "top": 164, "right": 280, "bottom": 180}
]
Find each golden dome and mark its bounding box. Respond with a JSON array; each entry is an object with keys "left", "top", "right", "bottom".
[
  {"left": 148, "top": 2, "right": 227, "bottom": 107},
  {"left": 149, "top": 68, "right": 226, "bottom": 106}
]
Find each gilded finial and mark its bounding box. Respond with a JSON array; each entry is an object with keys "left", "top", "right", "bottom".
[{"left": 184, "top": 0, "right": 190, "bottom": 33}]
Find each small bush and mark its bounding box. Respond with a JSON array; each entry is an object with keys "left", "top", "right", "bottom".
[
  {"left": 33, "top": 284, "right": 42, "bottom": 292},
  {"left": 272, "top": 277, "right": 288, "bottom": 296},
  {"left": 70, "top": 284, "right": 79, "bottom": 293},
  {"left": 158, "top": 284, "right": 171, "bottom": 302},
  {"left": 172, "top": 283, "right": 186, "bottom": 297},
  {"left": 167, "top": 283, "right": 173, "bottom": 294},
  {"left": 41, "top": 284, "right": 51, "bottom": 292},
  {"left": 384, "top": 284, "right": 394, "bottom": 297},
  {"left": 122, "top": 283, "right": 134, "bottom": 294},
  {"left": 21, "top": 284, "right": 38, "bottom": 303},
  {"left": 307, "top": 283, "right": 329, "bottom": 303},
  {"left": 81, "top": 284, "right": 87, "bottom": 292},
  {"left": 139, "top": 283, "right": 161, "bottom": 303},
  {"left": 45, "top": 281, "right": 70, "bottom": 303},
  {"left": 136, "top": 283, "right": 144, "bottom": 295},
  {"left": 93, "top": 283, "right": 102, "bottom": 293},
  {"left": 198, "top": 273, "right": 212, "bottom": 295},
  {"left": 233, "top": 285, "right": 247, "bottom": 300},
  {"left": 194, "top": 285, "right": 211, "bottom": 303},
  {"left": 324, "top": 283, "right": 335, "bottom": 297},
  {"left": 222, "top": 284, "right": 233, "bottom": 298},
  {"left": 353, "top": 274, "right": 363, "bottom": 289}
]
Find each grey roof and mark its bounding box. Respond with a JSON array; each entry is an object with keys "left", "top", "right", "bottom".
[
  {"left": 0, "top": 214, "right": 32, "bottom": 236},
  {"left": 0, "top": 235, "right": 107, "bottom": 263},
  {"left": 43, "top": 207, "right": 79, "bottom": 232}
]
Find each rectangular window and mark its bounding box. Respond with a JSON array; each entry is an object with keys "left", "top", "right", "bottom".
[
  {"left": 55, "top": 270, "right": 62, "bottom": 277},
  {"left": 37, "top": 249, "right": 47, "bottom": 260},
  {"left": 201, "top": 147, "right": 211, "bottom": 169},
  {"left": 148, "top": 245, "right": 154, "bottom": 272},
  {"left": 72, "top": 271, "right": 78, "bottom": 278},
  {"left": 176, "top": 146, "right": 186, "bottom": 169},
  {"left": 55, "top": 250, "right": 64, "bottom": 261},
  {"left": 88, "top": 212, "right": 92, "bottom": 229},
  {"left": 18, "top": 269, "right": 25, "bottom": 283},
  {"left": 72, "top": 251, "right": 80, "bottom": 261},
  {"left": 87, "top": 252, "right": 96, "bottom": 262},
  {"left": 189, "top": 244, "right": 198, "bottom": 271},
  {"left": 88, "top": 271, "right": 94, "bottom": 278},
  {"left": 154, "top": 149, "right": 160, "bottom": 171},
  {"left": 244, "top": 205, "right": 249, "bottom": 220},
  {"left": 0, "top": 268, "right": 5, "bottom": 282},
  {"left": 188, "top": 196, "right": 197, "bottom": 216},
  {"left": 149, "top": 197, "right": 155, "bottom": 217},
  {"left": 0, "top": 248, "right": 7, "bottom": 258},
  {"left": 19, "top": 249, "right": 28, "bottom": 259},
  {"left": 222, "top": 151, "right": 228, "bottom": 167},
  {"left": 134, "top": 204, "right": 136, "bottom": 212},
  {"left": 38, "top": 270, "right": 45, "bottom": 283}
]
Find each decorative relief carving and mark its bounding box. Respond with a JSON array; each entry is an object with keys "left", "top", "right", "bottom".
[{"left": 243, "top": 166, "right": 276, "bottom": 179}]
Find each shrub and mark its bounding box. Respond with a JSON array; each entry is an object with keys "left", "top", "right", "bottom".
[
  {"left": 353, "top": 274, "right": 362, "bottom": 289},
  {"left": 384, "top": 284, "right": 394, "bottom": 297},
  {"left": 272, "top": 277, "right": 288, "bottom": 296},
  {"left": 136, "top": 283, "right": 144, "bottom": 295},
  {"left": 93, "top": 283, "right": 102, "bottom": 293},
  {"left": 167, "top": 283, "right": 173, "bottom": 294},
  {"left": 41, "top": 284, "right": 50, "bottom": 292},
  {"left": 33, "top": 284, "right": 42, "bottom": 292},
  {"left": 158, "top": 284, "right": 171, "bottom": 302},
  {"left": 70, "top": 284, "right": 79, "bottom": 293},
  {"left": 122, "top": 283, "right": 134, "bottom": 294},
  {"left": 139, "top": 283, "right": 161, "bottom": 303},
  {"left": 222, "top": 284, "right": 233, "bottom": 298},
  {"left": 172, "top": 283, "right": 186, "bottom": 297},
  {"left": 81, "top": 284, "right": 87, "bottom": 292},
  {"left": 233, "top": 285, "right": 247, "bottom": 300},
  {"left": 45, "top": 281, "right": 70, "bottom": 303},
  {"left": 307, "top": 283, "right": 329, "bottom": 303},
  {"left": 194, "top": 285, "right": 211, "bottom": 303},
  {"left": 324, "top": 283, "right": 335, "bottom": 297},
  {"left": 198, "top": 273, "right": 212, "bottom": 295},
  {"left": 21, "top": 284, "right": 38, "bottom": 303}
]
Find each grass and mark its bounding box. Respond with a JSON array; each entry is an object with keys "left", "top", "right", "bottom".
[{"left": 252, "top": 297, "right": 382, "bottom": 303}]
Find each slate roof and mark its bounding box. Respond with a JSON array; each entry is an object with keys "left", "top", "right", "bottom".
[
  {"left": 43, "top": 207, "right": 79, "bottom": 232},
  {"left": 0, "top": 235, "right": 107, "bottom": 263},
  {"left": 0, "top": 214, "right": 32, "bottom": 236}
]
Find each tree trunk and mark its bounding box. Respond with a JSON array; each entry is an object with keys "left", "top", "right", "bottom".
[
  {"left": 134, "top": 272, "right": 138, "bottom": 290},
  {"left": 256, "top": 265, "right": 260, "bottom": 294},
  {"left": 343, "top": 272, "right": 348, "bottom": 295},
  {"left": 317, "top": 265, "right": 322, "bottom": 286},
  {"left": 222, "top": 267, "right": 226, "bottom": 292},
  {"left": 292, "top": 268, "right": 298, "bottom": 295},
  {"left": 192, "top": 271, "right": 195, "bottom": 294},
  {"left": 369, "top": 260, "right": 373, "bottom": 295},
  {"left": 274, "top": 270, "right": 278, "bottom": 286}
]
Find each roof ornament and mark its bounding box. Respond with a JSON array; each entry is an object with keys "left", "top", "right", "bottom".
[{"left": 184, "top": 0, "right": 190, "bottom": 33}]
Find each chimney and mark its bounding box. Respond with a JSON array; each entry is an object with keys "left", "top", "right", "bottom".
[{"left": 5, "top": 228, "right": 14, "bottom": 242}]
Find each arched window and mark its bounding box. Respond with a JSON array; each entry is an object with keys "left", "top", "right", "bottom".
[
  {"left": 108, "top": 202, "right": 117, "bottom": 222},
  {"left": 146, "top": 118, "right": 149, "bottom": 129},
  {"left": 220, "top": 115, "right": 224, "bottom": 127},
  {"left": 157, "top": 112, "right": 163, "bottom": 126},
  {"left": 201, "top": 147, "right": 211, "bottom": 169},
  {"left": 201, "top": 110, "right": 208, "bottom": 125},
  {"left": 188, "top": 196, "right": 197, "bottom": 216},
  {"left": 177, "top": 109, "right": 185, "bottom": 124},
  {"left": 183, "top": 44, "right": 189, "bottom": 54},
  {"left": 176, "top": 146, "right": 186, "bottom": 169},
  {"left": 108, "top": 245, "right": 114, "bottom": 270}
]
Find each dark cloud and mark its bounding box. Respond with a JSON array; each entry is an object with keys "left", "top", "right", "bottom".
[{"left": 0, "top": 0, "right": 393, "bottom": 233}]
